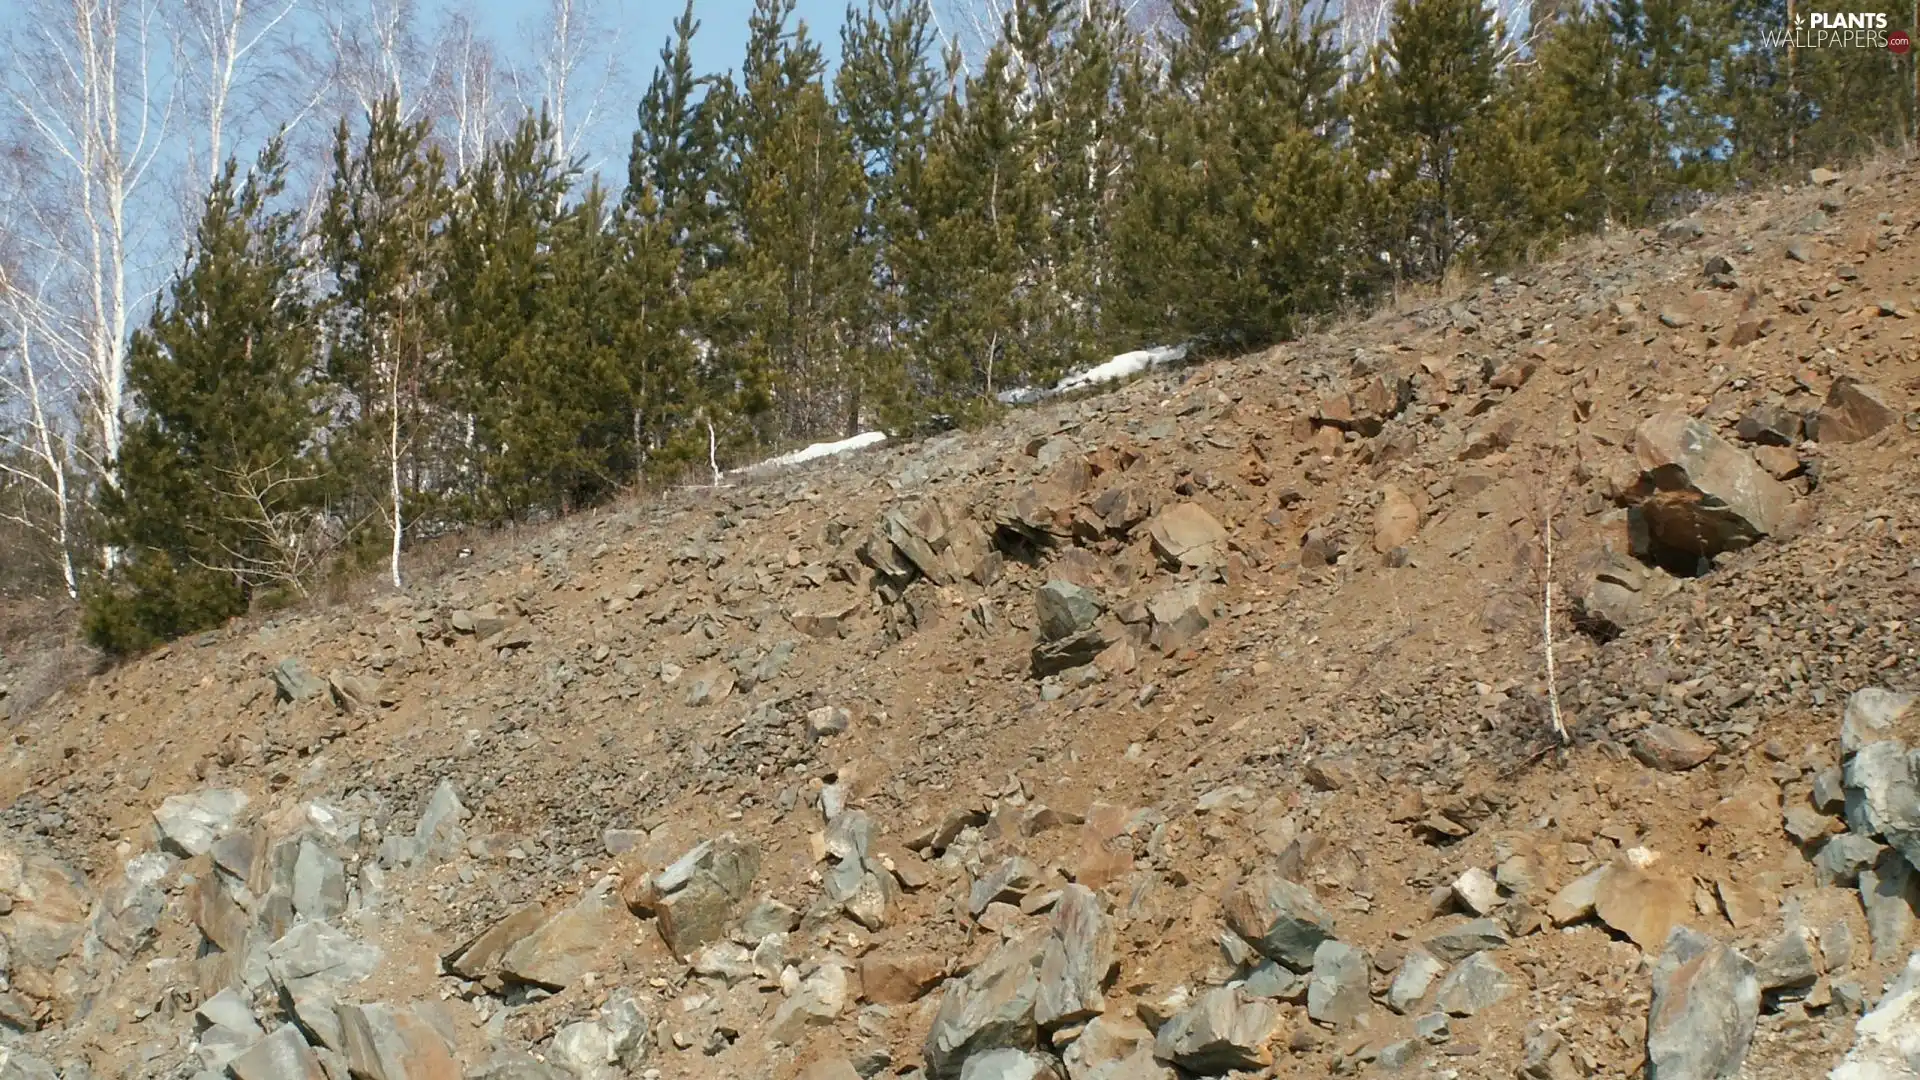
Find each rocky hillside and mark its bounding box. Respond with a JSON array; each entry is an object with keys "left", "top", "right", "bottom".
[{"left": 2, "top": 157, "right": 1918, "bottom": 1080}]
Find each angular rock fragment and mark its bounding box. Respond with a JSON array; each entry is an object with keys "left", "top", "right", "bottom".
[
  {"left": 1645, "top": 928, "right": 1759, "bottom": 1080},
  {"left": 1146, "top": 503, "right": 1230, "bottom": 569},
  {"left": 1829, "top": 951, "right": 1920, "bottom": 1080},
  {"left": 153, "top": 789, "right": 250, "bottom": 857},
  {"left": 1842, "top": 688, "right": 1918, "bottom": 753},
  {"left": 1061, "top": 1015, "right": 1172, "bottom": 1080},
  {"left": 1222, "top": 873, "right": 1335, "bottom": 971},
  {"left": 228, "top": 1024, "right": 327, "bottom": 1080},
  {"left": 1633, "top": 725, "right": 1717, "bottom": 772},
  {"left": 1035, "top": 581, "right": 1103, "bottom": 642},
  {"left": 1816, "top": 377, "right": 1899, "bottom": 444},
  {"left": 1844, "top": 742, "right": 1920, "bottom": 870},
  {"left": 1144, "top": 582, "right": 1211, "bottom": 653},
  {"left": 1151, "top": 987, "right": 1277, "bottom": 1073},
  {"left": 924, "top": 930, "right": 1047, "bottom": 1077},
  {"left": 272, "top": 658, "right": 328, "bottom": 701},
  {"left": 1034, "top": 885, "right": 1115, "bottom": 1029},
  {"left": 444, "top": 902, "right": 547, "bottom": 980},
  {"left": 1432, "top": 952, "right": 1515, "bottom": 1017},
  {"left": 957, "top": 1050, "right": 1065, "bottom": 1080},
  {"left": 1594, "top": 856, "right": 1690, "bottom": 951},
  {"left": 1305, "top": 940, "right": 1370, "bottom": 1026},
  {"left": 337, "top": 1002, "right": 460, "bottom": 1080},
  {"left": 500, "top": 883, "right": 625, "bottom": 990},
  {"left": 1422, "top": 918, "right": 1509, "bottom": 964},
  {"left": 1860, "top": 851, "right": 1920, "bottom": 963},
  {"left": 859, "top": 951, "right": 946, "bottom": 1005},
  {"left": 1629, "top": 412, "right": 1794, "bottom": 557},
  {"left": 628, "top": 835, "right": 760, "bottom": 957},
  {"left": 1387, "top": 949, "right": 1445, "bottom": 1014}
]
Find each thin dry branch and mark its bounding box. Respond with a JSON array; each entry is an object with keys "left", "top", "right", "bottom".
[
  {"left": 186, "top": 460, "right": 341, "bottom": 596},
  {"left": 1543, "top": 497, "right": 1566, "bottom": 743}
]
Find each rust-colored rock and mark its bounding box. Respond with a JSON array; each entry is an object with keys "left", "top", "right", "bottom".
[{"left": 1630, "top": 412, "right": 1794, "bottom": 557}]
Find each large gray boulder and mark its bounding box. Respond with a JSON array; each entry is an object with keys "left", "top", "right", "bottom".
[
  {"left": 1305, "top": 940, "right": 1370, "bottom": 1026},
  {"left": 336, "top": 1002, "right": 460, "bottom": 1080},
  {"left": 1222, "top": 873, "right": 1334, "bottom": 970},
  {"left": 1061, "top": 1015, "right": 1172, "bottom": 1080},
  {"left": 924, "top": 930, "right": 1047, "bottom": 1077},
  {"left": 958, "top": 1050, "right": 1065, "bottom": 1080},
  {"left": 1862, "top": 851, "right": 1920, "bottom": 964},
  {"left": 500, "top": 882, "right": 625, "bottom": 990},
  {"left": 1034, "top": 885, "right": 1114, "bottom": 1030},
  {"left": 1035, "top": 581, "right": 1103, "bottom": 642},
  {"left": 1646, "top": 928, "right": 1759, "bottom": 1080},
  {"left": 1845, "top": 743, "right": 1920, "bottom": 870},
  {"left": 153, "top": 788, "right": 250, "bottom": 857},
  {"left": 1842, "top": 689, "right": 1919, "bottom": 754},
  {"left": 1151, "top": 987, "right": 1277, "bottom": 1073},
  {"left": 228, "top": 1024, "right": 328, "bottom": 1080},
  {"left": 1630, "top": 412, "right": 1794, "bottom": 558}
]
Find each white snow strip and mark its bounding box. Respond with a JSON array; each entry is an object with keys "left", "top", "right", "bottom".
[
  {"left": 733, "top": 430, "right": 888, "bottom": 475},
  {"left": 996, "top": 343, "right": 1189, "bottom": 404}
]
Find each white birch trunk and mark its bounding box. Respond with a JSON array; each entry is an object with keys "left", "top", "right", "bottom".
[
  {"left": 388, "top": 363, "right": 403, "bottom": 590},
  {"left": 0, "top": 304, "right": 81, "bottom": 597}
]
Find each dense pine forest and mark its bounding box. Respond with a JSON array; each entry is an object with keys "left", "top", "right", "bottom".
[{"left": 0, "top": 0, "right": 1913, "bottom": 651}]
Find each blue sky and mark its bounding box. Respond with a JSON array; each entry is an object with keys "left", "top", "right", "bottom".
[
  {"left": 465, "top": 0, "right": 852, "bottom": 181},
  {"left": 473, "top": 0, "right": 851, "bottom": 89}
]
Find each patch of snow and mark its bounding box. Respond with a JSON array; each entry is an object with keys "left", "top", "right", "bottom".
[
  {"left": 733, "top": 431, "right": 888, "bottom": 475},
  {"left": 995, "top": 387, "right": 1050, "bottom": 406},
  {"left": 995, "top": 343, "right": 1189, "bottom": 404}
]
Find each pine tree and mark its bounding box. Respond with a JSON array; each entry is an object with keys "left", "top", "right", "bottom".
[
  {"left": 1025, "top": 0, "right": 1134, "bottom": 372},
  {"left": 1107, "top": 0, "right": 1366, "bottom": 346},
  {"left": 611, "top": 179, "right": 701, "bottom": 481},
  {"left": 88, "top": 139, "right": 323, "bottom": 651},
  {"left": 1531, "top": 1, "right": 1629, "bottom": 230},
  {"left": 1725, "top": 0, "right": 1912, "bottom": 177},
  {"left": 710, "top": 0, "right": 872, "bottom": 448},
  {"left": 628, "top": 0, "right": 725, "bottom": 273},
  {"left": 317, "top": 95, "right": 451, "bottom": 589},
  {"left": 898, "top": 42, "right": 1042, "bottom": 413},
  {"left": 1355, "top": 0, "right": 1503, "bottom": 280},
  {"left": 441, "top": 110, "right": 612, "bottom": 522},
  {"left": 836, "top": 0, "right": 940, "bottom": 428},
  {"left": 625, "top": 0, "right": 724, "bottom": 476}
]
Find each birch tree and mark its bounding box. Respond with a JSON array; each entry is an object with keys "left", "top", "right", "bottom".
[
  {"left": 175, "top": 0, "right": 315, "bottom": 190},
  {"left": 432, "top": 5, "right": 507, "bottom": 174},
  {"left": 513, "top": 0, "right": 628, "bottom": 168},
  {"left": 1, "top": 0, "right": 172, "bottom": 513},
  {"left": 0, "top": 278, "right": 83, "bottom": 597},
  {"left": 315, "top": 0, "right": 432, "bottom": 122}
]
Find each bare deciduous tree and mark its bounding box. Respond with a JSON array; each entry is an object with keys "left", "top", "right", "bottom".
[
  {"left": 511, "top": 0, "right": 627, "bottom": 170},
  {"left": 2, "top": 0, "right": 173, "bottom": 517},
  {"left": 316, "top": 0, "right": 432, "bottom": 122},
  {"left": 0, "top": 277, "right": 82, "bottom": 598},
  {"left": 189, "top": 461, "right": 349, "bottom": 597},
  {"left": 176, "top": 0, "right": 313, "bottom": 187},
  {"left": 432, "top": 5, "right": 507, "bottom": 174}
]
